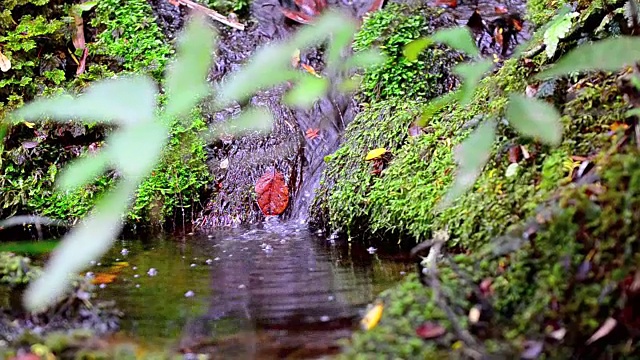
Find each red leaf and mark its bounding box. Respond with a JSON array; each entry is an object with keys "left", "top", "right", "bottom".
[
  {"left": 495, "top": 5, "right": 508, "bottom": 14},
  {"left": 435, "top": 0, "right": 457, "bottom": 8},
  {"left": 255, "top": 169, "right": 289, "bottom": 216},
  {"left": 416, "top": 322, "right": 446, "bottom": 339},
  {"left": 306, "top": 128, "right": 320, "bottom": 140}
]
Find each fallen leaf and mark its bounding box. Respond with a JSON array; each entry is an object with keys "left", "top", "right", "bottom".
[
  {"left": 508, "top": 145, "right": 521, "bottom": 163},
  {"left": 408, "top": 122, "right": 423, "bottom": 137},
  {"left": 505, "top": 162, "right": 519, "bottom": 177},
  {"left": 22, "top": 141, "right": 39, "bottom": 149},
  {"left": 361, "top": 302, "right": 383, "bottom": 330},
  {"left": 220, "top": 158, "right": 229, "bottom": 169},
  {"left": 92, "top": 273, "right": 117, "bottom": 285},
  {"left": 305, "top": 128, "right": 320, "bottom": 140},
  {"left": 468, "top": 305, "right": 481, "bottom": 323},
  {"left": 610, "top": 122, "right": 629, "bottom": 131},
  {"left": 586, "top": 317, "right": 617, "bottom": 344},
  {"left": 76, "top": 47, "right": 88, "bottom": 75},
  {"left": 72, "top": 13, "right": 86, "bottom": 50},
  {"left": 365, "top": 147, "right": 387, "bottom": 161},
  {"left": 24, "top": 121, "right": 36, "bottom": 129},
  {"left": 255, "top": 169, "right": 289, "bottom": 216},
  {"left": 521, "top": 340, "right": 544, "bottom": 359},
  {"left": 435, "top": 0, "right": 457, "bottom": 8},
  {"left": 416, "top": 322, "right": 446, "bottom": 339},
  {"left": 495, "top": 5, "right": 508, "bottom": 14},
  {"left": 548, "top": 327, "right": 566, "bottom": 341},
  {"left": 301, "top": 63, "right": 321, "bottom": 78},
  {"left": 291, "top": 49, "right": 301, "bottom": 68},
  {"left": 0, "top": 51, "right": 11, "bottom": 72}
]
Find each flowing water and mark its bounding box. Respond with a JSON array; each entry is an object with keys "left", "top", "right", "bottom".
[{"left": 90, "top": 223, "right": 413, "bottom": 358}]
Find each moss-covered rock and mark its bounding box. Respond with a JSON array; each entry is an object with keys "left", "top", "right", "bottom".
[
  {"left": 352, "top": 2, "right": 461, "bottom": 103},
  {"left": 343, "top": 141, "right": 640, "bottom": 358}
]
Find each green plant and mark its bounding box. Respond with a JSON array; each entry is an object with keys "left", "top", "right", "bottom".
[{"left": 3, "top": 11, "right": 384, "bottom": 312}]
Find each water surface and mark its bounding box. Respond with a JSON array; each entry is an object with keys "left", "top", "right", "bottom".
[{"left": 90, "top": 223, "right": 412, "bottom": 358}]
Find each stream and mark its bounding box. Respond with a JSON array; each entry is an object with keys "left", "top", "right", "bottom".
[{"left": 90, "top": 224, "right": 412, "bottom": 358}]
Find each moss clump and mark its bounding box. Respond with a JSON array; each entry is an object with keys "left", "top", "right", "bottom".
[
  {"left": 91, "top": 0, "right": 172, "bottom": 80},
  {"left": 0, "top": 1, "right": 67, "bottom": 117},
  {"left": 1, "top": 0, "right": 211, "bottom": 227},
  {"left": 353, "top": 2, "right": 460, "bottom": 103},
  {"left": 310, "top": 99, "right": 420, "bottom": 235},
  {"left": 130, "top": 111, "right": 212, "bottom": 225},
  {"left": 345, "top": 146, "right": 640, "bottom": 357}
]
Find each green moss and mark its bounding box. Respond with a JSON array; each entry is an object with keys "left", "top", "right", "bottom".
[
  {"left": 353, "top": 2, "right": 461, "bottom": 102},
  {"left": 1, "top": 0, "right": 209, "bottom": 226},
  {"left": 91, "top": 0, "right": 172, "bottom": 80},
  {"left": 346, "top": 147, "right": 640, "bottom": 357},
  {"left": 310, "top": 99, "right": 420, "bottom": 236},
  {"left": 206, "top": 0, "right": 250, "bottom": 16},
  {"left": 129, "top": 110, "right": 212, "bottom": 224},
  {"left": 0, "top": 252, "right": 42, "bottom": 286}
]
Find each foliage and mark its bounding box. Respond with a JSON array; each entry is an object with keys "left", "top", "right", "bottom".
[
  {"left": 352, "top": 3, "right": 461, "bottom": 102},
  {"left": 0, "top": 1, "right": 67, "bottom": 118},
  {"left": 0, "top": 252, "right": 42, "bottom": 286},
  {"left": 543, "top": 10, "right": 578, "bottom": 58}
]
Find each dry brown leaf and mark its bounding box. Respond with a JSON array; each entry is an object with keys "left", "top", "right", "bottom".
[
  {"left": 73, "top": 14, "right": 86, "bottom": 50},
  {"left": 301, "top": 63, "right": 321, "bottom": 78}
]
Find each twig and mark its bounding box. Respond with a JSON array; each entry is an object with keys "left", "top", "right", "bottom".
[
  {"left": 172, "top": 0, "right": 246, "bottom": 30},
  {"left": 420, "top": 231, "right": 487, "bottom": 359}
]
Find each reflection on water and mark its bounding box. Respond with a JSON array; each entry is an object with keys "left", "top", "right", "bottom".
[{"left": 91, "top": 223, "right": 412, "bottom": 358}]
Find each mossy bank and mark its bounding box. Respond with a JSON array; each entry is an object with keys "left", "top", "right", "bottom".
[
  {"left": 311, "top": 0, "right": 640, "bottom": 357},
  {"left": 0, "top": 0, "right": 211, "bottom": 229}
]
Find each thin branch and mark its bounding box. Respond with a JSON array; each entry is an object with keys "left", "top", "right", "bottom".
[{"left": 173, "top": 0, "right": 246, "bottom": 30}]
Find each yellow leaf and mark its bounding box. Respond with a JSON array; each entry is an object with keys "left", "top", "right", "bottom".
[
  {"left": 361, "top": 302, "right": 383, "bottom": 330},
  {"left": 365, "top": 147, "right": 387, "bottom": 161},
  {"left": 24, "top": 121, "right": 36, "bottom": 128},
  {"left": 291, "top": 48, "right": 300, "bottom": 68},
  {"left": 0, "top": 51, "right": 10, "bottom": 72},
  {"left": 301, "top": 63, "right": 321, "bottom": 78}
]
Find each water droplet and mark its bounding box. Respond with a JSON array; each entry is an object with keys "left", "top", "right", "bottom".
[
  {"left": 147, "top": 268, "right": 158, "bottom": 276},
  {"left": 185, "top": 290, "right": 195, "bottom": 298},
  {"left": 328, "top": 296, "right": 335, "bottom": 301},
  {"left": 99, "top": 284, "right": 107, "bottom": 289},
  {"left": 205, "top": 259, "right": 213, "bottom": 265},
  {"left": 85, "top": 272, "right": 94, "bottom": 278},
  {"left": 238, "top": 284, "right": 246, "bottom": 289},
  {"left": 190, "top": 263, "right": 197, "bottom": 268},
  {"left": 320, "top": 315, "right": 330, "bottom": 322},
  {"left": 132, "top": 266, "right": 138, "bottom": 270},
  {"left": 400, "top": 271, "right": 406, "bottom": 275},
  {"left": 367, "top": 247, "right": 377, "bottom": 254},
  {"left": 135, "top": 284, "right": 140, "bottom": 288},
  {"left": 133, "top": 274, "right": 139, "bottom": 278},
  {"left": 214, "top": 257, "right": 220, "bottom": 261}
]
